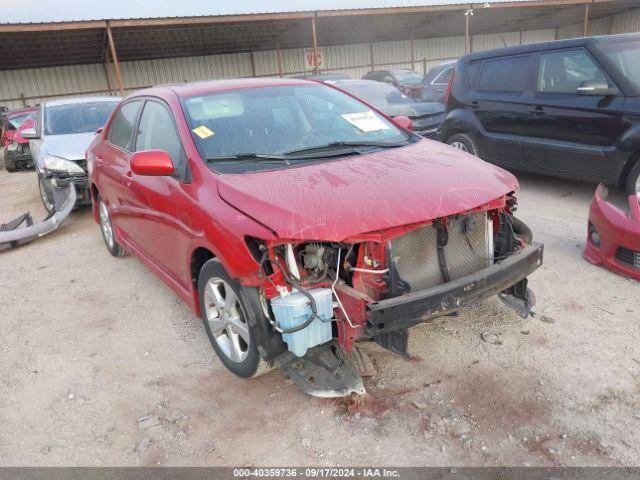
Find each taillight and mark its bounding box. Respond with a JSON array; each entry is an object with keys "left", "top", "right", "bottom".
[{"left": 444, "top": 70, "right": 455, "bottom": 108}]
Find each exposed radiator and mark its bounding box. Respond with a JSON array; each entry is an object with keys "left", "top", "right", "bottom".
[{"left": 388, "top": 212, "right": 493, "bottom": 293}]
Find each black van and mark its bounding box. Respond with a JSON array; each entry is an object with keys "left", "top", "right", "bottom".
[{"left": 439, "top": 33, "right": 640, "bottom": 196}]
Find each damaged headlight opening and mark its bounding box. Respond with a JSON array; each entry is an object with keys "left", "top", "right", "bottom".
[{"left": 42, "top": 155, "right": 85, "bottom": 175}]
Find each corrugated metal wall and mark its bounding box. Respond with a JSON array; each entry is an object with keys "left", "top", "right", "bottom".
[{"left": 2, "top": 7, "right": 640, "bottom": 110}]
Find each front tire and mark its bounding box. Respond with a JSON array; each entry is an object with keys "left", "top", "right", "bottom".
[
  {"left": 4, "top": 153, "right": 17, "bottom": 172},
  {"left": 446, "top": 133, "right": 480, "bottom": 158},
  {"left": 38, "top": 174, "right": 56, "bottom": 213},
  {"left": 626, "top": 160, "right": 640, "bottom": 197},
  {"left": 198, "top": 259, "right": 270, "bottom": 378},
  {"left": 97, "top": 195, "right": 127, "bottom": 257}
]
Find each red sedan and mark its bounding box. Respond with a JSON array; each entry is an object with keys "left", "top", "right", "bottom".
[{"left": 87, "top": 78, "right": 542, "bottom": 393}]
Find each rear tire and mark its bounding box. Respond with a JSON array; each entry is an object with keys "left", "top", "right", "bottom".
[
  {"left": 198, "top": 259, "right": 270, "bottom": 378},
  {"left": 446, "top": 133, "right": 480, "bottom": 158},
  {"left": 97, "top": 195, "right": 128, "bottom": 257},
  {"left": 626, "top": 160, "right": 640, "bottom": 197}
]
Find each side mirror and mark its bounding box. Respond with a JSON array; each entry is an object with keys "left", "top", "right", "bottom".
[
  {"left": 21, "top": 127, "right": 38, "bottom": 139},
  {"left": 130, "top": 150, "right": 174, "bottom": 176},
  {"left": 577, "top": 80, "right": 613, "bottom": 96},
  {"left": 393, "top": 115, "right": 413, "bottom": 131}
]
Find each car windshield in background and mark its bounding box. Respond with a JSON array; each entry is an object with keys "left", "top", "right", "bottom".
[
  {"left": 44, "top": 101, "right": 118, "bottom": 136},
  {"left": 600, "top": 41, "right": 640, "bottom": 89},
  {"left": 341, "top": 83, "right": 415, "bottom": 107},
  {"left": 394, "top": 70, "right": 423, "bottom": 85},
  {"left": 182, "top": 84, "right": 411, "bottom": 171},
  {"left": 8, "top": 112, "right": 35, "bottom": 129}
]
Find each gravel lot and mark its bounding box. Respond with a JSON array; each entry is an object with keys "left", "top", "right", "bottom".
[{"left": 0, "top": 162, "right": 639, "bottom": 466}]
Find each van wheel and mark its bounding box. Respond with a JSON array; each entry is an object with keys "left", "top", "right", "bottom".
[
  {"left": 626, "top": 160, "right": 640, "bottom": 197},
  {"left": 447, "top": 133, "right": 480, "bottom": 158},
  {"left": 198, "top": 259, "right": 271, "bottom": 378},
  {"left": 97, "top": 195, "right": 128, "bottom": 257}
]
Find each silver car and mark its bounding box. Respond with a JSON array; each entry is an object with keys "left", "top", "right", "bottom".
[{"left": 22, "top": 96, "right": 119, "bottom": 212}]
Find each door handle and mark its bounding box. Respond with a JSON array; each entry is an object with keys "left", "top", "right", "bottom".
[
  {"left": 530, "top": 106, "right": 545, "bottom": 115},
  {"left": 470, "top": 101, "right": 479, "bottom": 110}
]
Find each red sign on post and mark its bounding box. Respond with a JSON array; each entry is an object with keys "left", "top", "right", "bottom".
[{"left": 304, "top": 47, "right": 323, "bottom": 71}]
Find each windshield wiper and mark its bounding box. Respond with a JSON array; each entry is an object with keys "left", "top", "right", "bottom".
[
  {"left": 206, "top": 153, "right": 291, "bottom": 165},
  {"left": 281, "top": 140, "right": 408, "bottom": 157}
]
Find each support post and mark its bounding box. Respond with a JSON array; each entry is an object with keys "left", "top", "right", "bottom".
[
  {"left": 464, "top": 8, "right": 471, "bottom": 54},
  {"left": 410, "top": 32, "right": 415, "bottom": 71},
  {"left": 311, "top": 15, "right": 319, "bottom": 74},
  {"left": 103, "top": 61, "right": 113, "bottom": 95},
  {"left": 20, "top": 94, "right": 26, "bottom": 108},
  {"left": 583, "top": 3, "right": 590, "bottom": 37},
  {"left": 276, "top": 37, "right": 283, "bottom": 77},
  {"left": 369, "top": 42, "right": 374, "bottom": 71},
  {"left": 249, "top": 50, "right": 256, "bottom": 77},
  {"left": 106, "top": 22, "right": 124, "bottom": 95},
  {"left": 423, "top": 58, "right": 427, "bottom": 76}
]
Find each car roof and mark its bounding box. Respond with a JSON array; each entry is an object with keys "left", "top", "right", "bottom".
[
  {"left": 134, "top": 77, "right": 315, "bottom": 99},
  {"left": 461, "top": 32, "right": 640, "bottom": 62},
  {"left": 44, "top": 96, "right": 120, "bottom": 108},
  {"left": 331, "top": 79, "right": 393, "bottom": 88}
]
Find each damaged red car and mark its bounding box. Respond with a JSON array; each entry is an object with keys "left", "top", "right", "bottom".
[
  {"left": 87, "top": 78, "right": 543, "bottom": 396},
  {"left": 1, "top": 106, "right": 37, "bottom": 172}
]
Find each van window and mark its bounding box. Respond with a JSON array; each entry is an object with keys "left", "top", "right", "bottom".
[
  {"left": 537, "top": 49, "right": 611, "bottom": 94},
  {"left": 467, "top": 61, "right": 482, "bottom": 89},
  {"left": 478, "top": 55, "right": 533, "bottom": 93}
]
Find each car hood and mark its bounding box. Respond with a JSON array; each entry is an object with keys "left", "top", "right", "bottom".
[
  {"left": 217, "top": 140, "right": 518, "bottom": 241},
  {"left": 381, "top": 102, "right": 444, "bottom": 119},
  {"left": 41, "top": 132, "right": 97, "bottom": 160}
]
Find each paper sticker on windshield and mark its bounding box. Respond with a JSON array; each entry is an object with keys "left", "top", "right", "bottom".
[
  {"left": 342, "top": 111, "right": 390, "bottom": 132},
  {"left": 192, "top": 126, "right": 214, "bottom": 139}
]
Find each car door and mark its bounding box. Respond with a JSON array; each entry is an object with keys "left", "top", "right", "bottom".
[
  {"left": 98, "top": 99, "right": 143, "bottom": 243},
  {"left": 127, "top": 99, "right": 194, "bottom": 289},
  {"left": 471, "top": 54, "right": 534, "bottom": 166},
  {"left": 521, "top": 48, "right": 627, "bottom": 181}
]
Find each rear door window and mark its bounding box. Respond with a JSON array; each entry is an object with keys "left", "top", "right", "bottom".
[
  {"left": 536, "top": 49, "right": 613, "bottom": 93},
  {"left": 432, "top": 67, "right": 454, "bottom": 86},
  {"left": 478, "top": 55, "right": 533, "bottom": 93},
  {"left": 107, "top": 100, "right": 141, "bottom": 151}
]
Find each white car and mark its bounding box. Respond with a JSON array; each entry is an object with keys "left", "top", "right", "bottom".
[{"left": 22, "top": 96, "right": 119, "bottom": 212}]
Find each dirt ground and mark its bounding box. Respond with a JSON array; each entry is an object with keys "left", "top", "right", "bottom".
[{"left": 0, "top": 160, "right": 639, "bottom": 467}]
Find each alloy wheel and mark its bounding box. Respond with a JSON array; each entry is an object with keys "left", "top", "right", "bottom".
[
  {"left": 204, "top": 278, "right": 251, "bottom": 363},
  {"left": 450, "top": 141, "right": 469, "bottom": 152},
  {"left": 99, "top": 201, "right": 115, "bottom": 250}
]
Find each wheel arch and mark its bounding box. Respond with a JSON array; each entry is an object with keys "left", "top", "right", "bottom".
[
  {"left": 620, "top": 150, "right": 640, "bottom": 190},
  {"left": 90, "top": 182, "right": 100, "bottom": 223}
]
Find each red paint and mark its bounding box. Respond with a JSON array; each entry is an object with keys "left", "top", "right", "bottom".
[
  {"left": 1, "top": 107, "right": 37, "bottom": 147},
  {"left": 584, "top": 184, "right": 640, "bottom": 280},
  {"left": 130, "top": 150, "right": 175, "bottom": 176},
  {"left": 88, "top": 78, "right": 519, "bottom": 322}
]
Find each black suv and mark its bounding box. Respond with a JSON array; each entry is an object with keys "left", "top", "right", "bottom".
[{"left": 439, "top": 33, "right": 640, "bottom": 196}]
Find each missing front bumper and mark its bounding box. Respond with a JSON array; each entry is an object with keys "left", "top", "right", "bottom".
[
  {"left": 0, "top": 183, "right": 76, "bottom": 250},
  {"left": 366, "top": 242, "right": 544, "bottom": 337}
]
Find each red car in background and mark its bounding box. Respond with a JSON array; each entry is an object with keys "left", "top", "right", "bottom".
[
  {"left": 1, "top": 106, "right": 38, "bottom": 172},
  {"left": 87, "top": 78, "right": 542, "bottom": 395}
]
